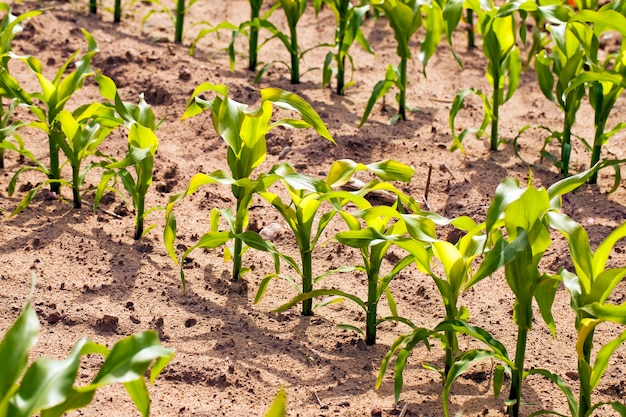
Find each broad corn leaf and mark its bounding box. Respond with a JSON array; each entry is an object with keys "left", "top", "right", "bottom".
[{"left": 261, "top": 88, "right": 335, "bottom": 143}]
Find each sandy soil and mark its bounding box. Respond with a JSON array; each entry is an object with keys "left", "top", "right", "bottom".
[{"left": 1, "top": 0, "right": 625, "bottom": 416}]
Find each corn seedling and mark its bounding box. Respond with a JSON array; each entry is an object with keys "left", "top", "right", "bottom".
[
  {"left": 314, "top": 0, "right": 373, "bottom": 95},
  {"left": 534, "top": 22, "right": 586, "bottom": 176},
  {"left": 0, "top": 5, "right": 41, "bottom": 170},
  {"left": 417, "top": 219, "right": 486, "bottom": 378},
  {"left": 470, "top": 169, "right": 604, "bottom": 416},
  {"left": 559, "top": 8, "right": 626, "bottom": 183},
  {"left": 449, "top": 0, "right": 527, "bottom": 152},
  {"left": 360, "top": 0, "right": 443, "bottom": 125},
  {"left": 276, "top": 178, "right": 421, "bottom": 345},
  {"left": 255, "top": 163, "right": 343, "bottom": 316},
  {"left": 539, "top": 211, "right": 626, "bottom": 416},
  {"left": 0, "top": 301, "right": 174, "bottom": 417},
  {"left": 375, "top": 212, "right": 511, "bottom": 414},
  {"left": 251, "top": 0, "right": 310, "bottom": 84},
  {"left": 257, "top": 159, "right": 414, "bottom": 317},
  {"left": 8, "top": 101, "right": 120, "bottom": 213},
  {"left": 191, "top": 2, "right": 280, "bottom": 73},
  {"left": 94, "top": 74, "right": 164, "bottom": 240},
  {"left": 165, "top": 84, "right": 334, "bottom": 284},
  {"left": 15, "top": 28, "right": 98, "bottom": 196}
]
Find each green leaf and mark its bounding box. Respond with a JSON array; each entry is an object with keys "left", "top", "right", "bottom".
[
  {"left": 263, "top": 389, "right": 287, "bottom": 417},
  {"left": 261, "top": 88, "right": 335, "bottom": 144},
  {"left": 0, "top": 304, "right": 39, "bottom": 401},
  {"left": 273, "top": 288, "right": 367, "bottom": 313}
]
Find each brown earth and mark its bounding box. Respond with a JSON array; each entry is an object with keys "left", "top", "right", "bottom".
[{"left": 1, "top": 0, "right": 625, "bottom": 416}]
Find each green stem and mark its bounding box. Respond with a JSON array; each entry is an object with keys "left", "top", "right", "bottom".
[
  {"left": 301, "top": 248, "right": 313, "bottom": 316},
  {"left": 444, "top": 307, "right": 459, "bottom": 378},
  {"left": 89, "top": 0, "right": 97, "bottom": 14},
  {"left": 134, "top": 196, "right": 145, "bottom": 240},
  {"left": 336, "top": 53, "right": 345, "bottom": 95},
  {"left": 71, "top": 165, "right": 81, "bottom": 209},
  {"left": 491, "top": 76, "right": 500, "bottom": 151},
  {"left": 289, "top": 23, "right": 299, "bottom": 84},
  {"left": 507, "top": 327, "right": 528, "bottom": 417},
  {"left": 249, "top": 6, "right": 260, "bottom": 71},
  {"left": 335, "top": 8, "right": 347, "bottom": 95},
  {"left": 366, "top": 268, "right": 378, "bottom": 346},
  {"left": 589, "top": 118, "right": 607, "bottom": 184},
  {"left": 0, "top": 102, "right": 4, "bottom": 170},
  {"left": 232, "top": 196, "right": 244, "bottom": 282},
  {"left": 466, "top": 9, "right": 475, "bottom": 49},
  {"left": 114, "top": 0, "right": 121, "bottom": 23},
  {"left": 578, "top": 328, "right": 594, "bottom": 417},
  {"left": 49, "top": 129, "right": 61, "bottom": 194},
  {"left": 562, "top": 119, "right": 572, "bottom": 177},
  {"left": 398, "top": 57, "right": 407, "bottom": 121},
  {"left": 175, "top": 0, "right": 185, "bottom": 44}
]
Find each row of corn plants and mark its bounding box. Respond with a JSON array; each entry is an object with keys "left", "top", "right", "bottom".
[
  {"left": 7, "top": 0, "right": 626, "bottom": 184},
  {"left": 126, "top": 0, "right": 626, "bottom": 183},
  {"left": 0, "top": 5, "right": 169, "bottom": 239},
  {"left": 162, "top": 79, "right": 626, "bottom": 415}
]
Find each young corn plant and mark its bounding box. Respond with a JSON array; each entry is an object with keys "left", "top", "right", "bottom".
[
  {"left": 0, "top": 69, "right": 29, "bottom": 171},
  {"left": 94, "top": 74, "right": 164, "bottom": 240},
  {"left": 559, "top": 9, "right": 626, "bottom": 183},
  {"left": 164, "top": 84, "right": 334, "bottom": 284},
  {"left": 8, "top": 102, "right": 120, "bottom": 213},
  {"left": 256, "top": 159, "right": 415, "bottom": 317},
  {"left": 534, "top": 22, "right": 587, "bottom": 176},
  {"left": 360, "top": 0, "right": 444, "bottom": 125},
  {"left": 314, "top": 0, "right": 373, "bottom": 95},
  {"left": 18, "top": 29, "right": 99, "bottom": 195},
  {"left": 466, "top": 169, "right": 604, "bottom": 417},
  {"left": 539, "top": 211, "right": 626, "bottom": 417},
  {"left": 0, "top": 301, "right": 174, "bottom": 417},
  {"left": 449, "top": 0, "right": 523, "bottom": 151},
  {"left": 375, "top": 212, "right": 513, "bottom": 414},
  {"left": 249, "top": 0, "right": 310, "bottom": 84},
  {"left": 255, "top": 163, "right": 341, "bottom": 317},
  {"left": 275, "top": 179, "right": 421, "bottom": 346},
  {"left": 0, "top": 4, "right": 41, "bottom": 169},
  {"left": 381, "top": 171, "right": 600, "bottom": 416}
]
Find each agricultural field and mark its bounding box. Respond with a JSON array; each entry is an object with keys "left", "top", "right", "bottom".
[{"left": 0, "top": 0, "right": 625, "bottom": 416}]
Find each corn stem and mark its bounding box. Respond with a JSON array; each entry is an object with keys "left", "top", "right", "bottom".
[
  {"left": 561, "top": 120, "right": 572, "bottom": 177},
  {"left": 289, "top": 22, "right": 299, "bottom": 84},
  {"left": 398, "top": 57, "right": 407, "bottom": 121},
  {"left": 490, "top": 76, "right": 500, "bottom": 150},
  {"left": 366, "top": 267, "right": 378, "bottom": 346},
  {"left": 466, "top": 9, "right": 475, "bottom": 49},
  {"left": 175, "top": 0, "right": 185, "bottom": 44},
  {"left": 507, "top": 327, "right": 528, "bottom": 417},
  {"left": 89, "top": 0, "right": 97, "bottom": 14},
  {"left": 301, "top": 249, "right": 313, "bottom": 316},
  {"left": 114, "top": 0, "right": 121, "bottom": 23},
  {"left": 578, "top": 328, "right": 594, "bottom": 416},
  {"left": 249, "top": 5, "right": 260, "bottom": 71},
  {"left": 48, "top": 128, "right": 61, "bottom": 194},
  {"left": 71, "top": 165, "right": 81, "bottom": 209},
  {"left": 589, "top": 117, "right": 607, "bottom": 184},
  {"left": 134, "top": 196, "right": 145, "bottom": 240}
]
